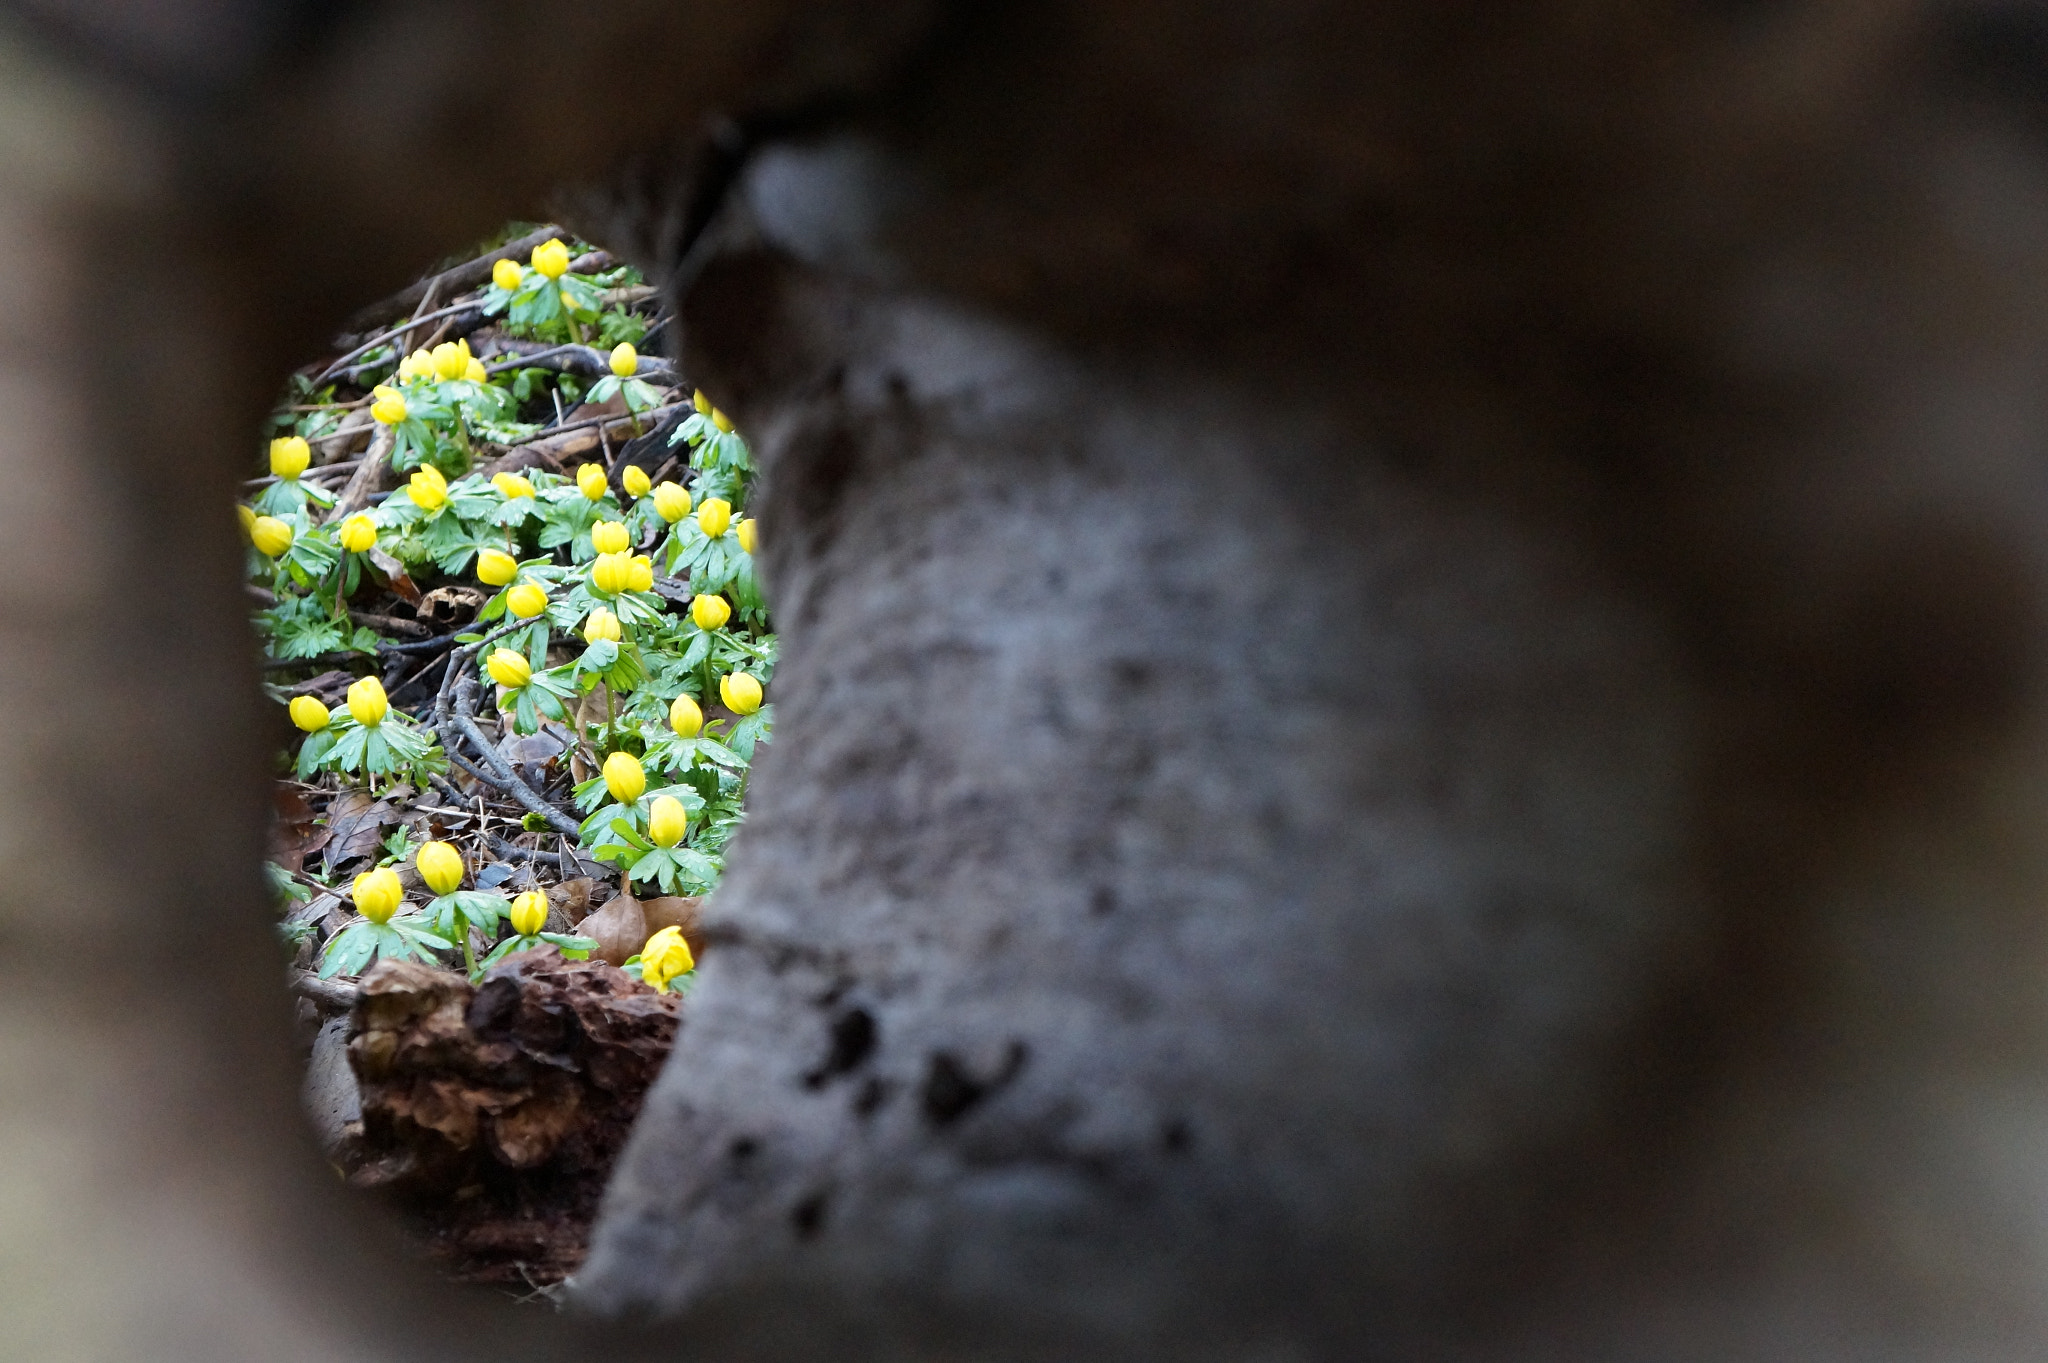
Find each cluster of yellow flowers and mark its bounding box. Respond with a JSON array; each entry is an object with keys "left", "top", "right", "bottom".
[{"left": 396, "top": 337, "right": 486, "bottom": 386}]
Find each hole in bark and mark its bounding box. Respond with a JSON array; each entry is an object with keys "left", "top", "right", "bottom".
[
  {"left": 804, "top": 1006, "right": 878, "bottom": 1089},
  {"left": 730, "top": 1136, "right": 761, "bottom": 1165},
  {"left": 920, "top": 1042, "right": 1028, "bottom": 1127},
  {"left": 791, "top": 1191, "right": 829, "bottom": 1239},
  {"left": 852, "top": 1076, "right": 892, "bottom": 1118}
]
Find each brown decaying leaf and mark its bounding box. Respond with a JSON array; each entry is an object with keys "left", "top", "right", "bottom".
[
  {"left": 579, "top": 891, "right": 647, "bottom": 967},
  {"left": 640, "top": 895, "right": 703, "bottom": 957},
  {"left": 323, "top": 791, "right": 398, "bottom": 875}
]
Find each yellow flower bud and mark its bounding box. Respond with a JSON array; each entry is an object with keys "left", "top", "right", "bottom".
[
  {"left": 532, "top": 237, "right": 571, "bottom": 279},
  {"left": 337, "top": 514, "right": 377, "bottom": 553},
  {"left": 652, "top": 481, "right": 691, "bottom": 523},
  {"left": 641, "top": 924, "right": 694, "bottom": 992},
  {"left": 505, "top": 582, "right": 549, "bottom": 619},
  {"left": 407, "top": 465, "right": 448, "bottom": 511},
  {"left": 269, "top": 436, "right": 310, "bottom": 480},
  {"left": 347, "top": 676, "right": 389, "bottom": 727},
  {"left": 590, "top": 520, "right": 630, "bottom": 555},
  {"left": 647, "top": 795, "right": 687, "bottom": 848},
  {"left": 589, "top": 552, "right": 631, "bottom": 595},
  {"left": 628, "top": 555, "right": 654, "bottom": 593},
  {"left": 250, "top": 516, "right": 294, "bottom": 557},
  {"left": 561, "top": 290, "right": 577, "bottom": 312},
  {"left": 491, "top": 471, "right": 535, "bottom": 499},
  {"left": 720, "top": 671, "right": 763, "bottom": 715},
  {"left": 692, "top": 389, "right": 711, "bottom": 415},
  {"left": 690, "top": 593, "right": 731, "bottom": 631},
  {"left": 696, "top": 497, "right": 731, "bottom": 539},
  {"left": 736, "top": 518, "right": 757, "bottom": 555},
  {"left": 583, "top": 607, "right": 621, "bottom": 644},
  {"left": 464, "top": 357, "right": 488, "bottom": 383},
  {"left": 288, "top": 695, "right": 330, "bottom": 732},
  {"left": 577, "top": 463, "right": 608, "bottom": 500},
  {"left": 237, "top": 503, "right": 257, "bottom": 536},
  {"left": 475, "top": 548, "right": 517, "bottom": 586},
  {"left": 669, "top": 692, "right": 703, "bottom": 738},
  {"left": 492, "top": 257, "right": 524, "bottom": 291},
  {"left": 415, "top": 840, "right": 464, "bottom": 896},
  {"left": 397, "top": 350, "right": 433, "bottom": 384},
  {"left": 352, "top": 866, "right": 404, "bottom": 925},
  {"left": 431, "top": 340, "right": 471, "bottom": 381},
  {"left": 509, "top": 890, "right": 548, "bottom": 937},
  {"left": 712, "top": 409, "right": 734, "bottom": 433},
  {"left": 603, "top": 750, "right": 647, "bottom": 803},
  {"left": 485, "top": 647, "right": 531, "bottom": 689},
  {"left": 609, "top": 342, "right": 639, "bottom": 377},
  {"left": 622, "top": 464, "right": 652, "bottom": 498}
]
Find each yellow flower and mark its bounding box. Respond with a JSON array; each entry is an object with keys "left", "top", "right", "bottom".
[
  {"left": 652, "top": 481, "right": 691, "bottom": 523},
  {"left": 505, "top": 582, "right": 549, "bottom": 619},
  {"left": 464, "top": 357, "right": 488, "bottom": 383},
  {"left": 347, "top": 676, "right": 389, "bottom": 727},
  {"left": 250, "top": 516, "right": 294, "bottom": 557},
  {"left": 696, "top": 497, "right": 731, "bottom": 539},
  {"left": 720, "top": 671, "right": 763, "bottom": 715},
  {"left": 692, "top": 389, "right": 711, "bottom": 415},
  {"left": 647, "top": 795, "right": 687, "bottom": 848},
  {"left": 485, "top": 647, "right": 531, "bottom": 689},
  {"left": 407, "top": 465, "right": 448, "bottom": 511},
  {"left": 622, "top": 464, "right": 651, "bottom": 498},
  {"left": 590, "top": 520, "right": 630, "bottom": 555},
  {"left": 475, "top": 548, "right": 517, "bottom": 586},
  {"left": 509, "top": 890, "right": 548, "bottom": 937},
  {"left": 628, "top": 555, "right": 654, "bottom": 593},
  {"left": 589, "top": 552, "right": 631, "bottom": 595},
  {"left": 669, "top": 692, "right": 703, "bottom": 738},
  {"left": 609, "top": 342, "right": 639, "bottom": 377},
  {"left": 712, "top": 409, "right": 734, "bottom": 434},
  {"left": 531, "top": 237, "right": 572, "bottom": 279},
  {"left": 583, "top": 607, "right": 621, "bottom": 644},
  {"left": 397, "top": 349, "right": 434, "bottom": 384},
  {"left": 269, "top": 436, "right": 310, "bottom": 480},
  {"left": 603, "top": 750, "right": 647, "bottom": 803},
  {"left": 237, "top": 503, "right": 257, "bottom": 536},
  {"left": 352, "top": 866, "right": 404, "bottom": 925},
  {"left": 577, "top": 463, "right": 608, "bottom": 500},
  {"left": 736, "top": 518, "right": 757, "bottom": 555},
  {"left": 337, "top": 514, "right": 377, "bottom": 553},
  {"left": 431, "top": 340, "right": 471, "bottom": 381},
  {"left": 491, "top": 471, "right": 535, "bottom": 499},
  {"left": 690, "top": 593, "right": 731, "bottom": 631},
  {"left": 288, "top": 695, "right": 330, "bottom": 732},
  {"left": 561, "top": 290, "right": 578, "bottom": 312},
  {"left": 415, "top": 840, "right": 464, "bottom": 896},
  {"left": 492, "top": 257, "right": 524, "bottom": 291},
  {"left": 641, "top": 925, "right": 694, "bottom": 992}
]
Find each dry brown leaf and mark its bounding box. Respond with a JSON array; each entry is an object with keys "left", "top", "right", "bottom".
[
  {"left": 640, "top": 896, "right": 702, "bottom": 956},
  {"left": 324, "top": 792, "right": 397, "bottom": 875},
  {"left": 579, "top": 891, "right": 646, "bottom": 967}
]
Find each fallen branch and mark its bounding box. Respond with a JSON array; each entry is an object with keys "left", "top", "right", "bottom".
[
  {"left": 291, "top": 971, "right": 358, "bottom": 1014},
  {"left": 428, "top": 622, "right": 584, "bottom": 839}
]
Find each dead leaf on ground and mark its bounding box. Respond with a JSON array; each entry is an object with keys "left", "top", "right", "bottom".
[
  {"left": 640, "top": 896, "right": 702, "bottom": 956},
  {"left": 579, "top": 891, "right": 646, "bottom": 967},
  {"left": 547, "top": 877, "right": 596, "bottom": 926},
  {"left": 324, "top": 792, "right": 398, "bottom": 875}
]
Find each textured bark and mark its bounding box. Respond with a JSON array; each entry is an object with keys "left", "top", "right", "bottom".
[{"left": 9, "top": 2, "right": 2048, "bottom": 1361}]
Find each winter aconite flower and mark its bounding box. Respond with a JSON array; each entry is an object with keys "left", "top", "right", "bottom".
[
  {"left": 492, "top": 257, "right": 524, "bottom": 291},
  {"left": 407, "top": 465, "right": 448, "bottom": 511},
  {"left": 532, "top": 237, "right": 572, "bottom": 280},
  {"left": 627, "top": 555, "right": 654, "bottom": 593},
  {"left": 431, "top": 340, "right": 472, "bottom": 381},
  {"left": 720, "top": 671, "right": 763, "bottom": 715},
  {"left": 371, "top": 389, "right": 408, "bottom": 425},
  {"left": 690, "top": 593, "right": 731, "bottom": 631},
  {"left": 696, "top": 497, "right": 731, "bottom": 539},
  {"left": 641, "top": 925, "right": 694, "bottom": 992},
  {"left": 269, "top": 436, "right": 310, "bottom": 480},
  {"left": 647, "top": 795, "right": 687, "bottom": 848},
  {"left": 583, "top": 607, "right": 621, "bottom": 644},
  {"left": 622, "top": 465, "right": 651, "bottom": 498},
  {"left": 590, "top": 552, "right": 631, "bottom": 595},
  {"left": 692, "top": 389, "right": 711, "bottom": 415},
  {"left": 464, "top": 357, "right": 488, "bottom": 383},
  {"left": 653, "top": 481, "right": 690, "bottom": 523},
  {"left": 486, "top": 648, "right": 531, "bottom": 689},
  {"left": 416, "top": 840, "right": 464, "bottom": 896},
  {"left": 505, "top": 582, "right": 549, "bottom": 619},
  {"left": 603, "top": 750, "right": 647, "bottom": 803},
  {"left": 352, "top": 866, "right": 403, "bottom": 924},
  {"left": 237, "top": 504, "right": 257, "bottom": 536},
  {"left": 509, "top": 890, "right": 547, "bottom": 937},
  {"left": 669, "top": 692, "right": 703, "bottom": 738},
  {"left": 338, "top": 514, "right": 377, "bottom": 553},
  {"left": 289, "top": 695, "right": 331, "bottom": 732},
  {"left": 347, "top": 676, "right": 389, "bottom": 727},
  {"left": 590, "top": 520, "right": 630, "bottom": 555},
  {"left": 609, "top": 343, "right": 638, "bottom": 377},
  {"left": 577, "top": 463, "right": 608, "bottom": 500},
  {"left": 398, "top": 350, "right": 434, "bottom": 384},
  {"left": 491, "top": 471, "right": 535, "bottom": 499},
  {"left": 476, "top": 548, "right": 517, "bottom": 586},
  {"left": 712, "top": 409, "right": 734, "bottom": 433},
  {"left": 250, "top": 516, "right": 294, "bottom": 557},
  {"left": 736, "top": 518, "right": 757, "bottom": 555}
]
